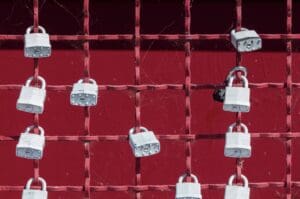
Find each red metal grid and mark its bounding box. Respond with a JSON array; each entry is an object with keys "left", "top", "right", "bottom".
[{"left": 0, "top": 0, "right": 298, "bottom": 199}]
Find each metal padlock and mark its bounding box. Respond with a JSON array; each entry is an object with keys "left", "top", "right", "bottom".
[
  {"left": 223, "top": 75, "right": 250, "bottom": 112},
  {"left": 16, "top": 125, "right": 46, "bottom": 160},
  {"left": 213, "top": 66, "right": 248, "bottom": 103},
  {"left": 176, "top": 173, "right": 202, "bottom": 199},
  {"left": 16, "top": 76, "right": 47, "bottom": 114},
  {"left": 24, "top": 26, "right": 51, "bottom": 58},
  {"left": 224, "top": 174, "right": 250, "bottom": 199},
  {"left": 231, "top": 28, "right": 262, "bottom": 52},
  {"left": 22, "top": 177, "right": 48, "bottom": 199},
  {"left": 129, "top": 127, "right": 160, "bottom": 157},
  {"left": 224, "top": 123, "right": 251, "bottom": 158},
  {"left": 70, "top": 78, "right": 98, "bottom": 106}
]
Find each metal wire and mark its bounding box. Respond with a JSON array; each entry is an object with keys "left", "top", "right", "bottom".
[
  {"left": 83, "top": 0, "right": 91, "bottom": 198},
  {"left": 184, "top": 0, "right": 192, "bottom": 179},
  {"left": 0, "top": 181, "right": 291, "bottom": 191},
  {"left": 234, "top": 0, "right": 243, "bottom": 183},
  {"left": 285, "top": 0, "right": 293, "bottom": 198},
  {"left": 134, "top": 0, "right": 142, "bottom": 198},
  {"left": 0, "top": 132, "right": 299, "bottom": 142},
  {"left": 2, "top": 34, "right": 300, "bottom": 41},
  {"left": 0, "top": 82, "right": 296, "bottom": 91},
  {"left": 33, "top": 0, "right": 40, "bottom": 185}
]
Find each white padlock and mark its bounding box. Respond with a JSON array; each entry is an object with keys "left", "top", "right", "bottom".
[
  {"left": 16, "top": 76, "right": 47, "bottom": 114},
  {"left": 223, "top": 75, "right": 250, "bottom": 113},
  {"left": 176, "top": 173, "right": 202, "bottom": 199},
  {"left": 224, "top": 174, "right": 250, "bottom": 199},
  {"left": 70, "top": 78, "right": 98, "bottom": 106},
  {"left": 224, "top": 123, "right": 251, "bottom": 158},
  {"left": 24, "top": 26, "right": 51, "bottom": 58},
  {"left": 231, "top": 28, "right": 262, "bottom": 52},
  {"left": 22, "top": 177, "right": 48, "bottom": 199},
  {"left": 129, "top": 127, "right": 160, "bottom": 157},
  {"left": 16, "top": 125, "right": 46, "bottom": 160}
]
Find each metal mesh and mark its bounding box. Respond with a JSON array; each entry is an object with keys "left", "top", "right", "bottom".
[{"left": 0, "top": 0, "right": 297, "bottom": 198}]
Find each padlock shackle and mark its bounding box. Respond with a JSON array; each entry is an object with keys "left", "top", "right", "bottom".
[
  {"left": 228, "top": 123, "right": 248, "bottom": 134},
  {"left": 26, "top": 25, "right": 47, "bottom": 34},
  {"left": 77, "top": 78, "right": 97, "bottom": 85},
  {"left": 228, "top": 174, "right": 249, "bottom": 187},
  {"left": 25, "top": 125, "right": 45, "bottom": 136},
  {"left": 129, "top": 126, "right": 149, "bottom": 135},
  {"left": 25, "top": 177, "right": 47, "bottom": 191},
  {"left": 178, "top": 173, "right": 199, "bottom": 184},
  {"left": 228, "top": 75, "right": 249, "bottom": 88},
  {"left": 226, "top": 66, "right": 248, "bottom": 81},
  {"left": 230, "top": 27, "right": 249, "bottom": 34},
  {"left": 25, "top": 76, "right": 46, "bottom": 89}
]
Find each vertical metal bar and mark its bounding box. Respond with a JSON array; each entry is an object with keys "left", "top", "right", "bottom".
[
  {"left": 33, "top": 0, "right": 40, "bottom": 183},
  {"left": 235, "top": 0, "right": 243, "bottom": 181},
  {"left": 83, "top": 0, "right": 91, "bottom": 198},
  {"left": 184, "top": 0, "right": 192, "bottom": 177},
  {"left": 235, "top": 0, "right": 242, "bottom": 67},
  {"left": 134, "top": 0, "right": 142, "bottom": 198},
  {"left": 235, "top": 0, "right": 242, "bottom": 124},
  {"left": 286, "top": 0, "right": 292, "bottom": 198}
]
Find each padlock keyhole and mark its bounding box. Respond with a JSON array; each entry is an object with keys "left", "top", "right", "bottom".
[
  {"left": 33, "top": 48, "right": 40, "bottom": 53},
  {"left": 244, "top": 40, "right": 254, "bottom": 49}
]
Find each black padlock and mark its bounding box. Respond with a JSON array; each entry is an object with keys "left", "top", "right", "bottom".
[
  {"left": 213, "top": 87, "right": 226, "bottom": 102},
  {"left": 213, "top": 78, "right": 227, "bottom": 103}
]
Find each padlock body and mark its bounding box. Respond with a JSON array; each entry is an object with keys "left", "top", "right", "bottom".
[
  {"left": 231, "top": 30, "right": 262, "bottom": 52},
  {"left": 24, "top": 33, "right": 51, "bottom": 58},
  {"left": 70, "top": 82, "right": 98, "bottom": 106},
  {"left": 224, "top": 185, "right": 250, "bottom": 199},
  {"left": 129, "top": 131, "right": 160, "bottom": 157},
  {"left": 22, "top": 189, "right": 48, "bottom": 199},
  {"left": 16, "top": 133, "right": 45, "bottom": 160},
  {"left": 176, "top": 182, "right": 202, "bottom": 199},
  {"left": 224, "top": 132, "right": 251, "bottom": 158},
  {"left": 17, "top": 86, "right": 46, "bottom": 114},
  {"left": 223, "top": 87, "right": 250, "bottom": 112}
]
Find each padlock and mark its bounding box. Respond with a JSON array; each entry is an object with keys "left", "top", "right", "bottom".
[
  {"left": 231, "top": 28, "right": 262, "bottom": 52},
  {"left": 22, "top": 177, "right": 48, "bottom": 199},
  {"left": 129, "top": 127, "right": 160, "bottom": 157},
  {"left": 70, "top": 78, "right": 98, "bottom": 106},
  {"left": 213, "top": 66, "right": 247, "bottom": 103},
  {"left": 16, "top": 125, "right": 46, "bottom": 160},
  {"left": 223, "top": 75, "right": 250, "bottom": 112},
  {"left": 224, "top": 174, "right": 250, "bottom": 199},
  {"left": 24, "top": 26, "right": 51, "bottom": 58},
  {"left": 176, "top": 173, "right": 202, "bottom": 199},
  {"left": 16, "top": 76, "right": 47, "bottom": 114},
  {"left": 224, "top": 123, "right": 251, "bottom": 158}
]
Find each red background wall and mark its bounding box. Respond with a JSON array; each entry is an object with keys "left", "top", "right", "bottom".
[{"left": 0, "top": 0, "right": 299, "bottom": 198}]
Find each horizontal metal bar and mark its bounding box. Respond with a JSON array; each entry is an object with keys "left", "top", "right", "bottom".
[
  {"left": 1, "top": 34, "right": 300, "bottom": 41},
  {"left": 0, "top": 181, "right": 298, "bottom": 192},
  {"left": 0, "top": 82, "right": 297, "bottom": 91},
  {"left": 1, "top": 133, "right": 300, "bottom": 142}
]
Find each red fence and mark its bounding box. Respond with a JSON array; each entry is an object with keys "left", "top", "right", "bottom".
[{"left": 0, "top": 0, "right": 299, "bottom": 198}]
